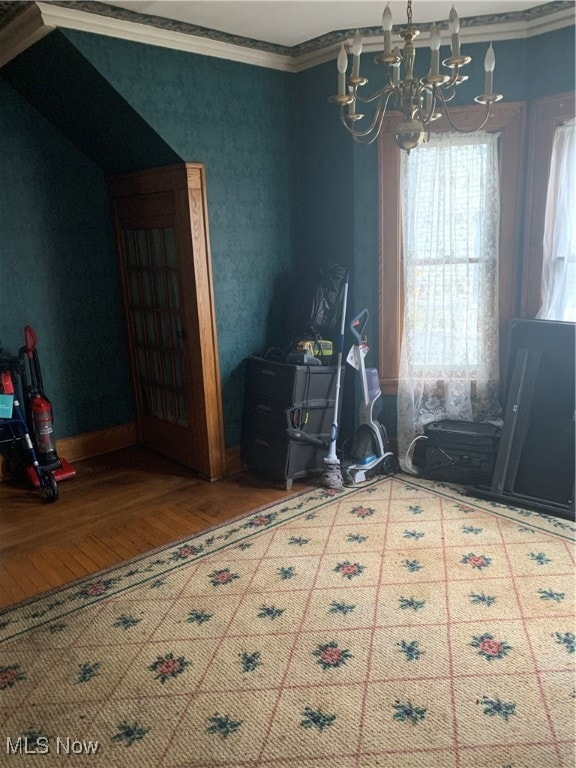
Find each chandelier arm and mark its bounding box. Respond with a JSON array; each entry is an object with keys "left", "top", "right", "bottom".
[
  {"left": 341, "top": 91, "right": 395, "bottom": 139},
  {"left": 421, "top": 87, "right": 437, "bottom": 125},
  {"left": 438, "top": 95, "right": 492, "bottom": 133},
  {"left": 352, "top": 99, "right": 391, "bottom": 144},
  {"left": 443, "top": 65, "right": 462, "bottom": 90},
  {"left": 437, "top": 83, "right": 458, "bottom": 103},
  {"left": 342, "top": 105, "right": 383, "bottom": 140},
  {"left": 353, "top": 84, "right": 396, "bottom": 106}
]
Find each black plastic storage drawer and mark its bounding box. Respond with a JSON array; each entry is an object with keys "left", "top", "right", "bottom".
[
  {"left": 241, "top": 432, "right": 328, "bottom": 489},
  {"left": 245, "top": 357, "right": 341, "bottom": 405},
  {"left": 244, "top": 397, "right": 336, "bottom": 438},
  {"left": 241, "top": 356, "right": 344, "bottom": 488}
]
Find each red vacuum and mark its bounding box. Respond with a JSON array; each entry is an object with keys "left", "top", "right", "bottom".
[{"left": 19, "top": 326, "right": 76, "bottom": 487}]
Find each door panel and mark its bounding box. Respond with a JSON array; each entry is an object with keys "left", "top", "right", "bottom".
[
  {"left": 109, "top": 164, "right": 225, "bottom": 479},
  {"left": 122, "top": 225, "right": 188, "bottom": 427}
]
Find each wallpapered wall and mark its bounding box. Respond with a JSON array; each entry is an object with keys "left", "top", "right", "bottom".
[
  {"left": 0, "top": 23, "right": 574, "bottom": 448},
  {"left": 0, "top": 78, "right": 133, "bottom": 435},
  {"left": 1, "top": 29, "right": 296, "bottom": 446},
  {"left": 0, "top": 32, "right": 181, "bottom": 175},
  {"left": 66, "top": 29, "right": 298, "bottom": 446}
]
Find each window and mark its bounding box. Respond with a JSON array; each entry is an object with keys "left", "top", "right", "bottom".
[
  {"left": 521, "top": 92, "right": 575, "bottom": 318},
  {"left": 396, "top": 132, "right": 502, "bottom": 464},
  {"left": 400, "top": 132, "right": 499, "bottom": 372},
  {"left": 536, "top": 118, "right": 576, "bottom": 321},
  {"left": 378, "top": 102, "right": 526, "bottom": 399}
]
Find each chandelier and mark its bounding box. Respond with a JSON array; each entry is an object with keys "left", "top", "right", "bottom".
[{"left": 329, "top": 0, "right": 502, "bottom": 151}]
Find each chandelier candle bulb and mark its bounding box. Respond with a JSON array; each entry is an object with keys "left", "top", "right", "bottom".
[
  {"left": 382, "top": 4, "right": 393, "bottom": 53},
  {"left": 484, "top": 44, "right": 495, "bottom": 95},
  {"left": 351, "top": 30, "right": 362, "bottom": 77},
  {"left": 430, "top": 23, "right": 440, "bottom": 75},
  {"left": 337, "top": 43, "right": 348, "bottom": 95},
  {"left": 449, "top": 6, "right": 460, "bottom": 57}
]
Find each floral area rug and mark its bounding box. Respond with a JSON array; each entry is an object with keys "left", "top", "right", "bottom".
[{"left": 1, "top": 476, "right": 574, "bottom": 767}]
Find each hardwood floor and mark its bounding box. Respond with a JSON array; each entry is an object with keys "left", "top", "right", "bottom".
[{"left": 0, "top": 447, "right": 307, "bottom": 610}]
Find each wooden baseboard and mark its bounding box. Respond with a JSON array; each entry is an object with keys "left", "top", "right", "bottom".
[
  {"left": 56, "top": 423, "right": 137, "bottom": 462},
  {"left": 1, "top": 423, "right": 137, "bottom": 481},
  {"left": 59, "top": 427, "right": 242, "bottom": 477},
  {"left": 2, "top": 420, "right": 242, "bottom": 479}
]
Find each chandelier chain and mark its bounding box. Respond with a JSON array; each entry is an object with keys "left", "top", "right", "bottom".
[{"left": 407, "top": 0, "right": 412, "bottom": 26}]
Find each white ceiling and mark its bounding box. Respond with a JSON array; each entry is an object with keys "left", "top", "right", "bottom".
[{"left": 96, "top": 1, "right": 552, "bottom": 47}]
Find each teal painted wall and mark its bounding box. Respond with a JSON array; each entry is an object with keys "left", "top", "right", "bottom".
[
  {"left": 1, "top": 23, "right": 574, "bottom": 450},
  {"left": 528, "top": 25, "right": 576, "bottom": 98},
  {"left": 0, "top": 79, "right": 133, "bottom": 436},
  {"left": 293, "top": 59, "right": 354, "bottom": 271},
  {"left": 1, "top": 31, "right": 297, "bottom": 447},
  {"left": 63, "top": 30, "right": 297, "bottom": 445},
  {"left": 1, "top": 31, "right": 181, "bottom": 174}
]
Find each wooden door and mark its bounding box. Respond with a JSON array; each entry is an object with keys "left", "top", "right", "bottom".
[{"left": 108, "top": 164, "right": 226, "bottom": 480}]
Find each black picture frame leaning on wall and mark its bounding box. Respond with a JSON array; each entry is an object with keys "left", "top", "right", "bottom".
[{"left": 474, "top": 319, "right": 575, "bottom": 520}]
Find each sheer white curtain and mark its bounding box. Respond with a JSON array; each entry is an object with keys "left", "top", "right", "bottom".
[
  {"left": 537, "top": 119, "right": 576, "bottom": 322},
  {"left": 397, "top": 132, "right": 502, "bottom": 472}
]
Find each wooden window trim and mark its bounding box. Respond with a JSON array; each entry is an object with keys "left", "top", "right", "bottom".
[
  {"left": 521, "top": 92, "right": 575, "bottom": 318},
  {"left": 378, "top": 102, "right": 526, "bottom": 396}
]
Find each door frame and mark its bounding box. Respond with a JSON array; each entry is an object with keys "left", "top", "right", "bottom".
[{"left": 108, "top": 163, "right": 226, "bottom": 481}]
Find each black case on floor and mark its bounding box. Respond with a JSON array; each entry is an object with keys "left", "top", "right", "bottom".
[{"left": 422, "top": 420, "right": 502, "bottom": 485}]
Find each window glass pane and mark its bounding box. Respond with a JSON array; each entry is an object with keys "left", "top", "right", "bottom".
[
  {"left": 409, "top": 263, "right": 481, "bottom": 368},
  {"left": 538, "top": 120, "right": 576, "bottom": 321},
  {"left": 401, "top": 132, "right": 499, "bottom": 374}
]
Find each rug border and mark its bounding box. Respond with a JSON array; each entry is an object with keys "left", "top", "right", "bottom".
[
  {"left": 0, "top": 484, "right": 317, "bottom": 617},
  {"left": 402, "top": 476, "right": 576, "bottom": 542},
  {"left": 2, "top": 472, "right": 573, "bottom": 643},
  {"left": 3, "top": 473, "right": 573, "bottom": 617},
  {"left": 1, "top": 478, "right": 389, "bottom": 642}
]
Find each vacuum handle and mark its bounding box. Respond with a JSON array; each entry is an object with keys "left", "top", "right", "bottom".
[
  {"left": 22, "top": 325, "right": 44, "bottom": 394},
  {"left": 24, "top": 325, "right": 38, "bottom": 359},
  {"left": 350, "top": 309, "right": 369, "bottom": 344}
]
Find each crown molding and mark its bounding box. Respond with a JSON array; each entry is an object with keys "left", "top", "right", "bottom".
[
  {"left": 1, "top": 2, "right": 296, "bottom": 71},
  {"left": 0, "top": 1, "right": 573, "bottom": 73},
  {"left": 0, "top": 4, "right": 53, "bottom": 69},
  {"left": 292, "top": 6, "right": 576, "bottom": 72},
  {"left": 39, "top": 2, "right": 296, "bottom": 70}
]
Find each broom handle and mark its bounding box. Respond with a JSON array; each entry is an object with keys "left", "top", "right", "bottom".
[{"left": 326, "top": 271, "right": 349, "bottom": 462}]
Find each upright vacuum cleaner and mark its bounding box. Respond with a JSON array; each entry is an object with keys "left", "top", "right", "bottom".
[
  {"left": 18, "top": 326, "right": 76, "bottom": 488},
  {"left": 342, "top": 309, "right": 397, "bottom": 485},
  {"left": 317, "top": 270, "right": 349, "bottom": 489},
  {"left": 0, "top": 367, "right": 59, "bottom": 502}
]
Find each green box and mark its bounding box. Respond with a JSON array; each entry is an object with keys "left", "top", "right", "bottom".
[{"left": 0, "top": 394, "right": 14, "bottom": 419}]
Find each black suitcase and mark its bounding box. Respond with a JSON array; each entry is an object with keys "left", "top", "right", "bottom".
[{"left": 422, "top": 420, "right": 502, "bottom": 485}]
